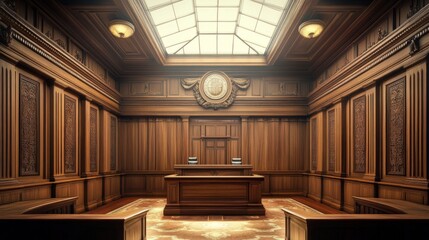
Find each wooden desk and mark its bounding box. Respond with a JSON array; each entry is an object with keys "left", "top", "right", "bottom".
[
  {"left": 164, "top": 164, "right": 265, "bottom": 215},
  {"left": 174, "top": 164, "right": 253, "bottom": 176}
]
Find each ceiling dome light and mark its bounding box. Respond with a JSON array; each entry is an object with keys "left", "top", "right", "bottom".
[
  {"left": 109, "top": 20, "right": 135, "bottom": 38},
  {"left": 298, "top": 20, "right": 325, "bottom": 39}
]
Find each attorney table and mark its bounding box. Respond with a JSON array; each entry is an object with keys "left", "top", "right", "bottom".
[{"left": 164, "top": 164, "right": 265, "bottom": 215}]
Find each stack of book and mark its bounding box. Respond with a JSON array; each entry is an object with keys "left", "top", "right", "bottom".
[
  {"left": 188, "top": 157, "right": 198, "bottom": 164},
  {"left": 232, "top": 157, "right": 242, "bottom": 165}
]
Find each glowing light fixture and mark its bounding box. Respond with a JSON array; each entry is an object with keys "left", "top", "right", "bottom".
[
  {"left": 298, "top": 20, "right": 325, "bottom": 38},
  {"left": 109, "top": 20, "right": 135, "bottom": 38}
]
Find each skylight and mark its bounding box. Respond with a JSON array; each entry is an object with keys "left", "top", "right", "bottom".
[{"left": 142, "top": 0, "right": 290, "bottom": 55}]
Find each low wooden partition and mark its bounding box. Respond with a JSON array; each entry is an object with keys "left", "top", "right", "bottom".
[
  {"left": 282, "top": 197, "right": 429, "bottom": 240},
  {"left": 164, "top": 164, "right": 265, "bottom": 215},
  {"left": 0, "top": 198, "right": 149, "bottom": 240}
]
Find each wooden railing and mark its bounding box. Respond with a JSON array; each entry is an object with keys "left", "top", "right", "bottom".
[
  {"left": 282, "top": 197, "right": 429, "bottom": 240},
  {"left": 0, "top": 198, "right": 148, "bottom": 240}
]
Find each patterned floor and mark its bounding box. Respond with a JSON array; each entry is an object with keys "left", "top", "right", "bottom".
[{"left": 121, "top": 198, "right": 322, "bottom": 240}]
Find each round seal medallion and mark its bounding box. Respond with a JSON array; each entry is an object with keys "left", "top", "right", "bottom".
[
  {"left": 199, "top": 71, "right": 232, "bottom": 105},
  {"left": 203, "top": 74, "right": 228, "bottom": 100}
]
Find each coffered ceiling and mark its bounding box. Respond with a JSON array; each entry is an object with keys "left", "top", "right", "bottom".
[{"left": 38, "top": 0, "right": 392, "bottom": 76}]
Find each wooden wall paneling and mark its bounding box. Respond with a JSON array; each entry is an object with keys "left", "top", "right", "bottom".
[
  {"left": 343, "top": 180, "right": 375, "bottom": 213},
  {"left": 307, "top": 175, "right": 322, "bottom": 201},
  {"left": 122, "top": 175, "right": 146, "bottom": 196},
  {"left": 147, "top": 118, "right": 157, "bottom": 170},
  {"left": 0, "top": 61, "right": 17, "bottom": 180},
  {"left": 154, "top": 118, "right": 182, "bottom": 171},
  {"left": 100, "top": 110, "right": 118, "bottom": 174},
  {"left": 110, "top": 115, "right": 118, "bottom": 172},
  {"left": 377, "top": 184, "right": 428, "bottom": 204},
  {"left": 55, "top": 180, "right": 85, "bottom": 213},
  {"left": 241, "top": 117, "right": 249, "bottom": 164},
  {"left": 322, "top": 177, "right": 342, "bottom": 209},
  {"left": 52, "top": 85, "right": 64, "bottom": 178},
  {"left": 85, "top": 177, "right": 102, "bottom": 211},
  {"left": 269, "top": 174, "right": 306, "bottom": 195},
  {"left": 406, "top": 62, "right": 427, "bottom": 182},
  {"left": 103, "top": 174, "right": 121, "bottom": 203},
  {"left": 181, "top": 117, "right": 189, "bottom": 163},
  {"left": 310, "top": 113, "right": 324, "bottom": 173},
  {"left": 81, "top": 100, "right": 99, "bottom": 176}
]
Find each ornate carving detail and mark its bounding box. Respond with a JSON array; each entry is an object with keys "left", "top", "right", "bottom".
[
  {"left": 64, "top": 95, "right": 76, "bottom": 173},
  {"left": 386, "top": 79, "right": 406, "bottom": 176},
  {"left": 311, "top": 118, "right": 317, "bottom": 171},
  {"left": 378, "top": 28, "right": 387, "bottom": 41},
  {"left": 110, "top": 116, "right": 117, "bottom": 171},
  {"left": 328, "top": 110, "right": 335, "bottom": 172},
  {"left": 181, "top": 71, "right": 250, "bottom": 109},
  {"left": 407, "top": 0, "right": 427, "bottom": 18},
  {"left": 19, "top": 76, "right": 39, "bottom": 176},
  {"left": 4, "top": 0, "right": 16, "bottom": 11},
  {"left": 90, "top": 107, "right": 98, "bottom": 172},
  {"left": 409, "top": 37, "right": 419, "bottom": 55},
  {"left": 55, "top": 38, "right": 65, "bottom": 49},
  {"left": 0, "top": 24, "right": 11, "bottom": 46},
  {"left": 353, "top": 96, "right": 366, "bottom": 173}
]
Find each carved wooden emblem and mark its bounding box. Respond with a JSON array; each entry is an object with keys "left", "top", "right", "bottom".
[{"left": 181, "top": 71, "right": 250, "bottom": 109}]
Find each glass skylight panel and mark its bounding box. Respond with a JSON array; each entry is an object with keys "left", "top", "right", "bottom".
[
  {"left": 218, "top": 8, "right": 239, "bottom": 21},
  {"left": 238, "top": 14, "right": 257, "bottom": 31},
  {"left": 157, "top": 21, "right": 178, "bottom": 37},
  {"left": 259, "top": 6, "right": 282, "bottom": 25},
  {"left": 173, "top": 0, "right": 193, "bottom": 18},
  {"left": 195, "top": 0, "right": 217, "bottom": 7},
  {"left": 236, "top": 27, "right": 270, "bottom": 47},
  {"left": 162, "top": 27, "right": 196, "bottom": 47},
  {"left": 142, "top": 0, "right": 290, "bottom": 55},
  {"left": 241, "top": 0, "right": 263, "bottom": 18},
  {"left": 255, "top": 21, "right": 276, "bottom": 37},
  {"left": 177, "top": 14, "right": 195, "bottom": 30},
  {"left": 265, "top": 0, "right": 288, "bottom": 8},
  {"left": 200, "top": 35, "right": 217, "bottom": 54},
  {"left": 218, "top": 35, "right": 233, "bottom": 54},
  {"left": 197, "top": 7, "right": 217, "bottom": 21},
  {"left": 233, "top": 36, "right": 250, "bottom": 54},
  {"left": 218, "top": 22, "right": 236, "bottom": 33},
  {"left": 145, "top": 0, "right": 170, "bottom": 9},
  {"left": 184, "top": 37, "right": 200, "bottom": 54},
  {"left": 150, "top": 5, "right": 175, "bottom": 25},
  {"left": 198, "top": 22, "right": 217, "bottom": 33},
  {"left": 219, "top": 0, "right": 240, "bottom": 7}
]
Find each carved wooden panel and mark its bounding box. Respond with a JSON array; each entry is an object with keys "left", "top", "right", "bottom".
[
  {"left": 110, "top": 116, "right": 117, "bottom": 171},
  {"left": 327, "top": 110, "right": 336, "bottom": 172},
  {"left": 264, "top": 81, "right": 299, "bottom": 96},
  {"left": 311, "top": 118, "right": 317, "bottom": 171},
  {"left": 64, "top": 95, "right": 77, "bottom": 174},
  {"left": 19, "top": 76, "right": 40, "bottom": 176},
  {"left": 386, "top": 78, "right": 406, "bottom": 176},
  {"left": 129, "top": 81, "right": 164, "bottom": 96},
  {"left": 89, "top": 107, "right": 98, "bottom": 172},
  {"left": 353, "top": 95, "right": 366, "bottom": 173}
]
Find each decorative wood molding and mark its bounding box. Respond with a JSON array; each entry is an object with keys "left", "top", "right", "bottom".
[
  {"left": 181, "top": 71, "right": 250, "bottom": 109},
  {"left": 309, "top": 6, "right": 429, "bottom": 112},
  {"left": 0, "top": 2, "right": 120, "bottom": 110},
  {"left": 0, "top": 24, "right": 11, "bottom": 46}
]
